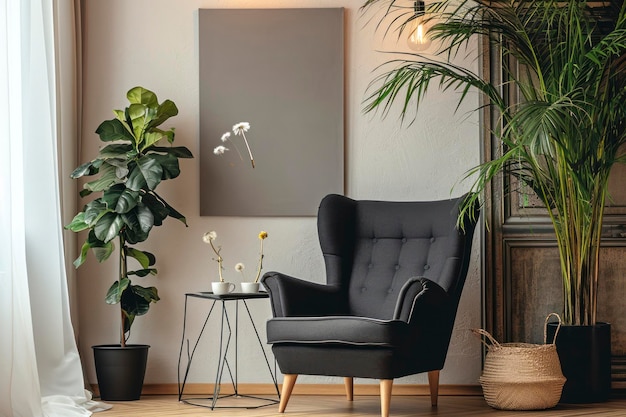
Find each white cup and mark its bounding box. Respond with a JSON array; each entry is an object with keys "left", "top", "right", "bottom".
[
  {"left": 240, "top": 282, "right": 260, "bottom": 294},
  {"left": 212, "top": 281, "right": 235, "bottom": 295}
]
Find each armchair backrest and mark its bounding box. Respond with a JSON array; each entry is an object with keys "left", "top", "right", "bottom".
[{"left": 317, "top": 194, "right": 477, "bottom": 320}]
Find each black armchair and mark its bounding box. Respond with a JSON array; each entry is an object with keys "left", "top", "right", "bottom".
[{"left": 261, "top": 194, "right": 478, "bottom": 417}]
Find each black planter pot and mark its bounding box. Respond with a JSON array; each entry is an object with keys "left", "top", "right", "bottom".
[
  {"left": 546, "top": 322, "right": 611, "bottom": 403},
  {"left": 93, "top": 344, "right": 150, "bottom": 401}
]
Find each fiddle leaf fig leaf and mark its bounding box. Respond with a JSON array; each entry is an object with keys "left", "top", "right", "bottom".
[
  {"left": 73, "top": 241, "right": 90, "bottom": 268},
  {"left": 84, "top": 199, "right": 109, "bottom": 225},
  {"left": 132, "top": 285, "right": 160, "bottom": 306},
  {"left": 102, "top": 185, "right": 139, "bottom": 214},
  {"left": 128, "top": 268, "right": 157, "bottom": 277},
  {"left": 122, "top": 311, "right": 134, "bottom": 335},
  {"left": 148, "top": 99, "right": 178, "bottom": 130},
  {"left": 96, "top": 118, "right": 134, "bottom": 143},
  {"left": 65, "top": 212, "right": 89, "bottom": 232},
  {"left": 120, "top": 285, "right": 159, "bottom": 324},
  {"left": 151, "top": 153, "right": 180, "bottom": 179},
  {"left": 141, "top": 131, "right": 167, "bottom": 152},
  {"left": 141, "top": 194, "right": 168, "bottom": 226},
  {"left": 126, "top": 156, "right": 162, "bottom": 191},
  {"left": 98, "top": 144, "right": 134, "bottom": 159},
  {"left": 127, "top": 86, "right": 158, "bottom": 108},
  {"left": 92, "top": 241, "right": 115, "bottom": 263},
  {"left": 126, "top": 247, "right": 151, "bottom": 269},
  {"left": 84, "top": 163, "right": 121, "bottom": 192},
  {"left": 147, "top": 146, "right": 193, "bottom": 158},
  {"left": 128, "top": 103, "right": 150, "bottom": 143},
  {"left": 94, "top": 212, "right": 124, "bottom": 243},
  {"left": 136, "top": 204, "right": 155, "bottom": 234},
  {"left": 106, "top": 277, "right": 131, "bottom": 305},
  {"left": 70, "top": 160, "right": 99, "bottom": 179},
  {"left": 113, "top": 109, "right": 125, "bottom": 122}
]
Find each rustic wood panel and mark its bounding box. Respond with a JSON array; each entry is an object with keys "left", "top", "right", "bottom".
[{"left": 505, "top": 242, "right": 626, "bottom": 355}]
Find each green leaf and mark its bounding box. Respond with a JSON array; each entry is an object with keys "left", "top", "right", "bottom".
[
  {"left": 127, "top": 86, "right": 158, "bottom": 108},
  {"left": 96, "top": 118, "right": 135, "bottom": 143},
  {"left": 136, "top": 204, "right": 155, "bottom": 233},
  {"left": 92, "top": 241, "right": 115, "bottom": 263},
  {"left": 65, "top": 212, "right": 89, "bottom": 232},
  {"left": 73, "top": 241, "right": 91, "bottom": 268},
  {"left": 141, "top": 194, "right": 169, "bottom": 226},
  {"left": 84, "top": 163, "right": 121, "bottom": 192},
  {"left": 147, "top": 146, "right": 194, "bottom": 158},
  {"left": 84, "top": 199, "right": 109, "bottom": 225},
  {"left": 120, "top": 285, "right": 159, "bottom": 328},
  {"left": 147, "top": 99, "right": 178, "bottom": 130},
  {"left": 94, "top": 212, "right": 124, "bottom": 243},
  {"left": 70, "top": 160, "right": 99, "bottom": 179},
  {"left": 120, "top": 209, "right": 152, "bottom": 244},
  {"left": 158, "top": 195, "right": 188, "bottom": 226},
  {"left": 141, "top": 131, "right": 168, "bottom": 152},
  {"left": 126, "top": 156, "right": 163, "bottom": 191},
  {"left": 126, "top": 247, "right": 151, "bottom": 269},
  {"left": 128, "top": 268, "right": 157, "bottom": 277},
  {"left": 127, "top": 103, "right": 152, "bottom": 143},
  {"left": 113, "top": 109, "right": 125, "bottom": 121},
  {"left": 102, "top": 185, "right": 139, "bottom": 213},
  {"left": 132, "top": 285, "right": 160, "bottom": 304},
  {"left": 105, "top": 277, "right": 130, "bottom": 305},
  {"left": 98, "top": 143, "right": 134, "bottom": 159},
  {"left": 122, "top": 311, "right": 135, "bottom": 334},
  {"left": 151, "top": 153, "right": 180, "bottom": 179}
]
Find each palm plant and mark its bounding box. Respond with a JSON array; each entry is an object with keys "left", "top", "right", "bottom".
[{"left": 361, "top": 0, "right": 626, "bottom": 326}]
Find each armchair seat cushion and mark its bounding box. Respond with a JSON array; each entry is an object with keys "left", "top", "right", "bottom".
[{"left": 267, "top": 316, "right": 410, "bottom": 347}]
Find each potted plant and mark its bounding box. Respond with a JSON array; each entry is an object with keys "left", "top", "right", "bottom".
[
  {"left": 361, "top": 0, "right": 626, "bottom": 403},
  {"left": 66, "top": 86, "right": 193, "bottom": 400}
]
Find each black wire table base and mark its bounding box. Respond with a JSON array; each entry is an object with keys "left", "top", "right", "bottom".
[
  {"left": 181, "top": 393, "right": 278, "bottom": 409},
  {"left": 177, "top": 292, "right": 280, "bottom": 410}
]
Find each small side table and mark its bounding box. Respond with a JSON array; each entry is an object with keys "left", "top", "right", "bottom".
[{"left": 177, "top": 292, "right": 279, "bottom": 409}]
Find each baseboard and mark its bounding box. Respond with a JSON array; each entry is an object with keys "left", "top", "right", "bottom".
[{"left": 91, "top": 383, "right": 482, "bottom": 397}]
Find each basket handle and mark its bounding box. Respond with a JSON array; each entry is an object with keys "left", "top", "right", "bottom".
[
  {"left": 544, "top": 312, "right": 562, "bottom": 345},
  {"left": 471, "top": 328, "right": 501, "bottom": 350}
]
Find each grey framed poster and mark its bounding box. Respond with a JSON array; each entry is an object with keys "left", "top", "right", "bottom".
[{"left": 199, "top": 8, "right": 344, "bottom": 216}]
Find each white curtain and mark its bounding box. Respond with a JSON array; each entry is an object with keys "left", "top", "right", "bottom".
[{"left": 0, "top": 1, "right": 107, "bottom": 416}]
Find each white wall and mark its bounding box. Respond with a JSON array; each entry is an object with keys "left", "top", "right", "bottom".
[{"left": 78, "top": 0, "right": 482, "bottom": 387}]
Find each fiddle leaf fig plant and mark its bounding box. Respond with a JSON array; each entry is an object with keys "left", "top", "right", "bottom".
[{"left": 66, "top": 86, "right": 193, "bottom": 346}]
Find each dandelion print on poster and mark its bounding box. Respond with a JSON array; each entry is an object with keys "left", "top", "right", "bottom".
[{"left": 199, "top": 8, "right": 344, "bottom": 216}]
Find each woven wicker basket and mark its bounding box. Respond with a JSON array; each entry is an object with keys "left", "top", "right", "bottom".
[{"left": 474, "top": 313, "right": 566, "bottom": 411}]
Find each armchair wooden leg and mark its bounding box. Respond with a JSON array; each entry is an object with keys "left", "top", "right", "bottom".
[
  {"left": 428, "top": 370, "right": 440, "bottom": 407},
  {"left": 279, "top": 374, "right": 298, "bottom": 413},
  {"left": 380, "top": 379, "right": 393, "bottom": 417},
  {"left": 344, "top": 377, "right": 354, "bottom": 401}
]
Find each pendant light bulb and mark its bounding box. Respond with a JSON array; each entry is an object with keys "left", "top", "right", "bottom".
[{"left": 407, "top": 1, "right": 432, "bottom": 51}]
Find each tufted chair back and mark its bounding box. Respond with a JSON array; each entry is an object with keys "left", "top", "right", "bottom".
[{"left": 317, "top": 194, "right": 474, "bottom": 320}]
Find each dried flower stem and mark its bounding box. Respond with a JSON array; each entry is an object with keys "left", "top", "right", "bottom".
[
  {"left": 209, "top": 240, "right": 224, "bottom": 282},
  {"left": 240, "top": 131, "right": 255, "bottom": 169},
  {"left": 254, "top": 237, "right": 265, "bottom": 283}
]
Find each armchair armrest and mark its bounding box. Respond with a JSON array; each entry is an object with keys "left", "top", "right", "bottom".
[
  {"left": 393, "top": 277, "right": 449, "bottom": 323},
  {"left": 261, "top": 272, "right": 346, "bottom": 317}
]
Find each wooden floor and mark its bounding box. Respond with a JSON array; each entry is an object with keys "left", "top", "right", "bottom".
[{"left": 98, "top": 395, "right": 626, "bottom": 416}]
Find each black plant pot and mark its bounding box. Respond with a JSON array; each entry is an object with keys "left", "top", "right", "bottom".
[
  {"left": 546, "top": 322, "right": 611, "bottom": 403},
  {"left": 93, "top": 344, "right": 150, "bottom": 401}
]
